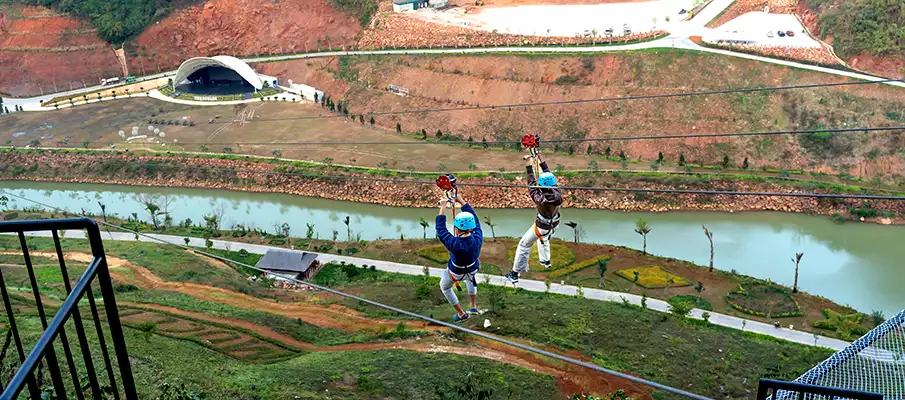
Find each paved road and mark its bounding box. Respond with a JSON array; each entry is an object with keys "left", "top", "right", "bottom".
[
  {"left": 3, "top": 0, "right": 902, "bottom": 112},
  {"left": 21, "top": 229, "right": 851, "bottom": 351}
]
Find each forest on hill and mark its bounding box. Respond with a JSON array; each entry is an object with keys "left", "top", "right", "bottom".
[
  {"left": 1, "top": 0, "right": 173, "bottom": 43},
  {"left": 808, "top": 0, "right": 905, "bottom": 58}
]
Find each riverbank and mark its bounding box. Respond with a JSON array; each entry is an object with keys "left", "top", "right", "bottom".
[{"left": 2, "top": 148, "right": 904, "bottom": 222}]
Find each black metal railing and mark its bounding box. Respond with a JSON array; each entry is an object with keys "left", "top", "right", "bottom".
[
  {"left": 757, "top": 379, "right": 883, "bottom": 400},
  {"left": 0, "top": 218, "right": 136, "bottom": 399}
]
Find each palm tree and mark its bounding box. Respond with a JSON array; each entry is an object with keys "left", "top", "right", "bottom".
[
  {"left": 792, "top": 252, "right": 804, "bottom": 293},
  {"left": 702, "top": 224, "right": 714, "bottom": 272},
  {"left": 343, "top": 216, "right": 351, "bottom": 242},
  {"left": 419, "top": 217, "right": 429, "bottom": 240},
  {"left": 635, "top": 218, "right": 651, "bottom": 255},
  {"left": 483, "top": 216, "right": 497, "bottom": 241},
  {"left": 565, "top": 221, "right": 580, "bottom": 243}
]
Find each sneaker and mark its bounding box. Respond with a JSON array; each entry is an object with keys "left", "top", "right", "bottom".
[
  {"left": 466, "top": 308, "right": 479, "bottom": 314},
  {"left": 540, "top": 261, "right": 552, "bottom": 269},
  {"left": 453, "top": 312, "right": 471, "bottom": 323},
  {"left": 505, "top": 271, "right": 519, "bottom": 284}
]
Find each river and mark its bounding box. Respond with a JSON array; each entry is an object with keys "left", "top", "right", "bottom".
[{"left": 2, "top": 180, "right": 903, "bottom": 315}]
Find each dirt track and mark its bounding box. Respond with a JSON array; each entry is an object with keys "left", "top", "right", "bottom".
[{"left": 5, "top": 249, "right": 653, "bottom": 398}]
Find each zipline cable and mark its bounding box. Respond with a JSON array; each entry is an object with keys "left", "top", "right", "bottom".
[
  {"left": 15, "top": 160, "right": 903, "bottom": 200},
  {"left": 0, "top": 190, "right": 713, "bottom": 400},
  {"left": 226, "top": 78, "right": 905, "bottom": 123},
  {"left": 108, "top": 125, "right": 905, "bottom": 146}
]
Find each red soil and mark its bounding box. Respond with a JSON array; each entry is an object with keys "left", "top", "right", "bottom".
[
  {"left": 128, "top": 0, "right": 362, "bottom": 75},
  {"left": 0, "top": 5, "right": 121, "bottom": 97}
]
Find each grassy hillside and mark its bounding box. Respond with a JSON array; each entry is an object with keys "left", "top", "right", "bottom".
[{"left": 807, "top": 0, "right": 905, "bottom": 59}]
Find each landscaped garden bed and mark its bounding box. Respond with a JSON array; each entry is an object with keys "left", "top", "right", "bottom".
[{"left": 726, "top": 282, "right": 802, "bottom": 318}]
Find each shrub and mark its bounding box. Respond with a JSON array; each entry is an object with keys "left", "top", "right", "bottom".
[
  {"left": 614, "top": 266, "right": 690, "bottom": 289},
  {"left": 668, "top": 301, "right": 693, "bottom": 318},
  {"left": 238, "top": 249, "right": 249, "bottom": 258},
  {"left": 549, "top": 257, "right": 611, "bottom": 278},
  {"left": 2, "top": 212, "right": 19, "bottom": 220},
  {"left": 812, "top": 309, "right": 868, "bottom": 340},
  {"left": 668, "top": 295, "right": 712, "bottom": 311},
  {"left": 114, "top": 283, "right": 139, "bottom": 293}
]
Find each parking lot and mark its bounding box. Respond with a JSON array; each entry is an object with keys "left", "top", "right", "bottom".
[
  {"left": 702, "top": 12, "right": 822, "bottom": 48},
  {"left": 414, "top": 0, "right": 697, "bottom": 38}
]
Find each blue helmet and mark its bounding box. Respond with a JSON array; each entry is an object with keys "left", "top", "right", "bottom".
[
  {"left": 538, "top": 172, "right": 557, "bottom": 187},
  {"left": 453, "top": 212, "right": 477, "bottom": 231}
]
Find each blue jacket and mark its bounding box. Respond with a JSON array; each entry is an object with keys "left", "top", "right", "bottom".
[{"left": 436, "top": 203, "right": 483, "bottom": 274}]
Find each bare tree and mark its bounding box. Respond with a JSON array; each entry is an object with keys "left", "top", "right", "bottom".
[
  {"left": 702, "top": 224, "right": 714, "bottom": 272},
  {"left": 419, "top": 217, "right": 430, "bottom": 240},
  {"left": 635, "top": 219, "right": 651, "bottom": 255},
  {"left": 483, "top": 216, "right": 497, "bottom": 241},
  {"left": 792, "top": 252, "right": 804, "bottom": 293}
]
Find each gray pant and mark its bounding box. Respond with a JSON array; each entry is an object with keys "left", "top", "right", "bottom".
[{"left": 440, "top": 269, "right": 477, "bottom": 306}]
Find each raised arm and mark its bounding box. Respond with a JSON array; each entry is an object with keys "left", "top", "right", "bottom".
[{"left": 435, "top": 199, "right": 455, "bottom": 248}]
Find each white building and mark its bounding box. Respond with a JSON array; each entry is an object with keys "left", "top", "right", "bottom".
[{"left": 393, "top": 0, "right": 447, "bottom": 13}]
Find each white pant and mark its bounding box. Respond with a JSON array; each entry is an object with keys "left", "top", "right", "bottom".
[
  {"left": 512, "top": 223, "right": 552, "bottom": 273},
  {"left": 440, "top": 269, "right": 477, "bottom": 306}
]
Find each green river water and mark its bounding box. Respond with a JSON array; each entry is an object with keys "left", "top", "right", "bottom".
[{"left": 2, "top": 180, "right": 903, "bottom": 315}]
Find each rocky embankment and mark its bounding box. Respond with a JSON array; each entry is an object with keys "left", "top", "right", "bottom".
[{"left": 2, "top": 151, "right": 903, "bottom": 221}]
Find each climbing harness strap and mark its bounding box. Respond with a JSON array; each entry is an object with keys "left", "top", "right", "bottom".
[
  {"left": 533, "top": 223, "right": 546, "bottom": 245},
  {"left": 448, "top": 268, "right": 477, "bottom": 292},
  {"left": 536, "top": 211, "right": 561, "bottom": 226}
]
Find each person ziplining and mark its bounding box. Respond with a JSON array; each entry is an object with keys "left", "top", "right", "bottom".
[
  {"left": 435, "top": 175, "right": 483, "bottom": 323},
  {"left": 506, "top": 135, "right": 563, "bottom": 284}
]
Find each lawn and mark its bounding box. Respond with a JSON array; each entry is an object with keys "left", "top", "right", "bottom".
[
  {"left": 726, "top": 282, "right": 802, "bottom": 318},
  {"left": 615, "top": 266, "right": 691, "bottom": 289},
  {"left": 313, "top": 264, "right": 835, "bottom": 399}
]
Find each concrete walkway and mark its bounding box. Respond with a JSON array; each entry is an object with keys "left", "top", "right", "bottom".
[{"left": 20, "top": 229, "right": 851, "bottom": 351}]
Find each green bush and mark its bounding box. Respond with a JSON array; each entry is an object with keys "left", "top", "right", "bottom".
[
  {"left": 330, "top": 0, "right": 378, "bottom": 27},
  {"left": 237, "top": 249, "right": 249, "bottom": 258},
  {"left": 812, "top": 309, "right": 868, "bottom": 340},
  {"left": 668, "top": 295, "right": 712, "bottom": 311},
  {"left": 2, "top": 212, "right": 19, "bottom": 220}
]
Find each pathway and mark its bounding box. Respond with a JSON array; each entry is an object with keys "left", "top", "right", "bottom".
[{"left": 19, "top": 229, "right": 852, "bottom": 351}]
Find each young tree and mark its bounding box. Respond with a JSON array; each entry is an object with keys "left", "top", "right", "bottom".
[
  {"left": 396, "top": 122, "right": 402, "bottom": 133},
  {"left": 183, "top": 237, "right": 190, "bottom": 246},
  {"left": 742, "top": 157, "right": 749, "bottom": 169},
  {"left": 679, "top": 153, "right": 686, "bottom": 166},
  {"left": 634, "top": 218, "right": 651, "bottom": 255},
  {"left": 657, "top": 152, "right": 664, "bottom": 164},
  {"left": 604, "top": 146, "right": 611, "bottom": 157},
  {"left": 483, "top": 216, "right": 497, "bottom": 241},
  {"left": 619, "top": 150, "right": 626, "bottom": 161},
  {"left": 98, "top": 201, "right": 107, "bottom": 222},
  {"left": 596, "top": 258, "right": 609, "bottom": 288},
  {"left": 419, "top": 217, "right": 429, "bottom": 240},
  {"left": 702, "top": 224, "right": 714, "bottom": 272},
  {"left": 436, "top": 129, "right": 443, "bottom": 139},
  {"left": 144, "top": 202, "right": 162, "bottom": 230},
  {"left": 358, "top": 114, "right": 364, "bottom": 124},
  {"left": 369, "top": 116, "right": 375, "bottom": 126},
  {"left": 565, "top": 221, "right": 581, "bottom": 243},
  {"left": 791, "top": 252, "right": 804, "bottom": 293},
  {"left": 722, "top": 155, "right": 730, "bottom": 168},
  {"left": 631, "top": 270, "right": 640, "bottom": 292}
]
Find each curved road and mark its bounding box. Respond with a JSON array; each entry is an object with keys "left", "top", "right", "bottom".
[{"left": 3, "top": 0, "right": 903, "bottom": 112}]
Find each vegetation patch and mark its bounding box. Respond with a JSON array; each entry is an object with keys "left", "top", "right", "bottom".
[
  {"left": 668, "top": 295, "right": 713, "bottom": 311},
  {"left": 812, "top": 309, "right": 869, "bottom": 341},
  {"left": 416, "top": 244, "right": 449, "bottom": 264},
  {"left": 615, "top": 266, "right": 690, "bottom": 289},
  {"left": 810, "top": 0, "right": 905, "bottom": 58},
  {"left": 726, "top": 282, "right": 802, "bottom": 318},
  {"left": 506, "top": 243, "right": 575, "bottom": 270},
  {"left": 549, "top": 257, "right": 611, "bottom": 279}
]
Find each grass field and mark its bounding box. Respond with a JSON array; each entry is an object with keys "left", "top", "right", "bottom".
[{"left": 312, "top": 264, "right": 835, "bottom": 399}]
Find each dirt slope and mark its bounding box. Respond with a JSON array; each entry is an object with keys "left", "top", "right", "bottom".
[
  {"left": 254, "top": 52, "right": 905, "bottom": 178},
  {"left": 0, "top": 5, "right": 122, "bottom": 97},
  {"left": 127, "top": 0, "right": 362, "bottom": 76}
]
